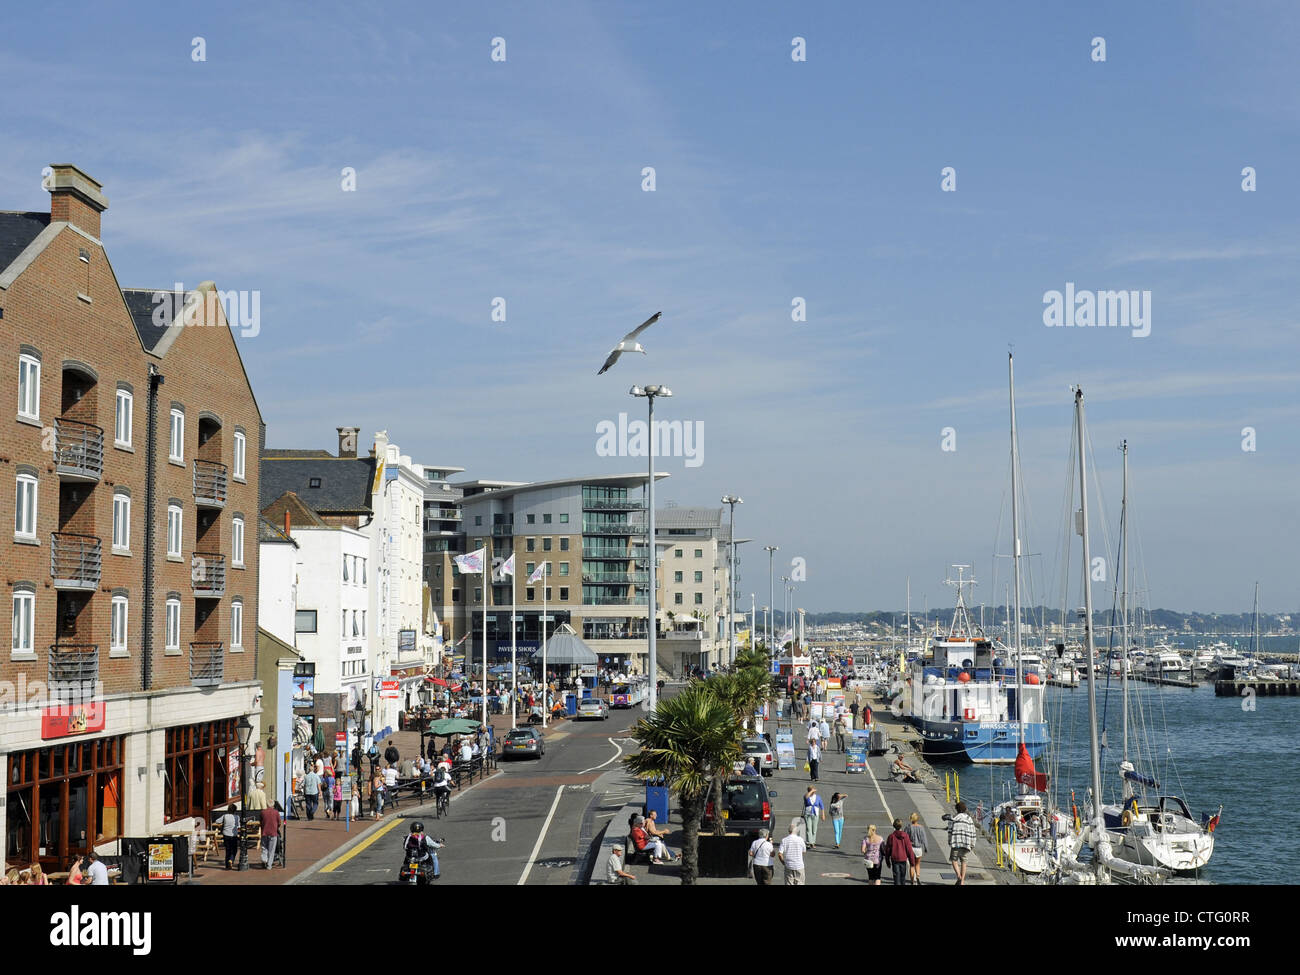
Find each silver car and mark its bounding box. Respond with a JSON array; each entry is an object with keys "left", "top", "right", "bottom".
[
  {"left": 576, "top": 697, "right": 610, "bottom": 721},
  {"left": 740, "top": 737, "right": 775, "bottom": 777},
  {"left": 501, "top": 728, "right": 545, "bottom": 759}
]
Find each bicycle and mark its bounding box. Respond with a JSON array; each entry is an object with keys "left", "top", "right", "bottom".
[{"left": 435, "top": 788, "right": 450, "bottom": 819}]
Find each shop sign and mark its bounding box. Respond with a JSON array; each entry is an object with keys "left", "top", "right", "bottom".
[{"left": 40, "top": 701, "right": 106, "bottom": 740}]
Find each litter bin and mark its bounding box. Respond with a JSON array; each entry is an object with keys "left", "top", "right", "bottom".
[
  {"left": 644, "top": 776, "right": 669, "bottom": 823},
  {"left": 566, "top": 693, "right": 578, "bottom": 716}
]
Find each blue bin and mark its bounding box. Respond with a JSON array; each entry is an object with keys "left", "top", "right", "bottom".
[
  {"left": 644, "top": 778, "right": 669, "bottom": 822},
  {"left": 566, "top": 693, "right": 578, "bottom": 716}
]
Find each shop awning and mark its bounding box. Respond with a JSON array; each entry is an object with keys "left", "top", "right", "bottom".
[{"left": 530, "top": 630, "right": 598, "bottom": 666}]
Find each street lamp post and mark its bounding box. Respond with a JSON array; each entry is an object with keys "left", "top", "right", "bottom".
[
  {"left": 764, "top": 545, "right": 778, "bottom": 653},
  {"left": 780, "top": 576, "right": 790, "bottom": 648},
  {"left": 721, "top": 495, "right": 742, "bottom": 668},
  {"left": 631, "top": 384, "right": 671, "bottom": 712},
  {"left": 235, "top": 714, "right": 253, "bottom": 871}
]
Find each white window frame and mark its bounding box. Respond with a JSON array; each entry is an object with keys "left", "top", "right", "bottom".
[
  {"left": 165, "top": 598, "right": 181, "bottom": 652},
  {"left": 232, "top": 430, "right": 246, "bottom": 480},
  {"left": 361, "top": 610, "right": 366, "bottom": 636},
  {"left": 18, "top": 355, "right": 40, "bottom": 421},
  {"left": 231, "top": 601, "right": 244, "bottom": 650},
  {"left": 111, "top": 595, "right": 128, "bottom": 655},
  {"left": 343, "top": 556, "right": 349, "bottom": 583},
  {"left": 115, "top": 389, "right": 133, "bottom": 448},
  {"left": 167, "top": 504, "right": 182, "bottom": 558},
  {"left": 12, "top": 590, "right": 35, "bottom": 659},
  {"left": 231, "top": 517, "right": 245, "bottom": 568},
  {"left": 112, "top": 492, "right": 131, "bottom": 552},
  {"left": 169, "top": 409, "right": 184, "bottom": 463},
  {"left": 15, "top": 474, "right": 37, "bottom": 540}
]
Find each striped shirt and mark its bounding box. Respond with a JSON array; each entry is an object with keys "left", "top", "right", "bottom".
[
  {"left": 948, "top": 813, "right": 977, "bottom": 850},
  {"left": 778, "top": 834, "right": 807, "bottom": 870}
]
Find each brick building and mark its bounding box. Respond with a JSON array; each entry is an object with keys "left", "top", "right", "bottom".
[{"left": 0, "top": 165, "right": 262, "bottom": 872}]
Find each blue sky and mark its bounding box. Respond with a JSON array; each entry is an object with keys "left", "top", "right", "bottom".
[{"left": 3, "top": 1, "right": 1297, "bottom": 614}]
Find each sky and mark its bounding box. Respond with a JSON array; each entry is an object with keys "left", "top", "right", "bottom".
[{"left": 2, "top": 1, "right": 1297, "bottom": 615}]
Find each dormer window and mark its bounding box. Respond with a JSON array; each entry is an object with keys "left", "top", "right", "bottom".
[{"left": 309, "top": 477, "right": 322, "bottom": 489}]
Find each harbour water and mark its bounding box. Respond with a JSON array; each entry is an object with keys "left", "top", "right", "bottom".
[{"left": 960, "top": 681, "right": 1299, "bottom": 884}]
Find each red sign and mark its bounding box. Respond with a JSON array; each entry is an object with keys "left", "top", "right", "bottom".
[
  {"left": 380, "top": 679, "right": 399, "bottom": 700},
  {"left": 335, "top": 732, "right": 346, "bottom": 748},
  {"left": 40, "top": 701, "right": 106, "bottom": 739}
]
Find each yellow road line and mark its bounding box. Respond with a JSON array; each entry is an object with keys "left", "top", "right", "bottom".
[{"left": 319, "top": 816, "right": 405, "bottom": 873}]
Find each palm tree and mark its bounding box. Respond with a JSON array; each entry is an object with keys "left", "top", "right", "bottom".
[{"left": 624, "top": 682, "right": 744, "bottom": 884}]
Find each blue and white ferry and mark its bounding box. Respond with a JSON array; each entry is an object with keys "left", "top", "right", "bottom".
[{"left": 905, "top": 567, "right": 1049, "bottom": 764}]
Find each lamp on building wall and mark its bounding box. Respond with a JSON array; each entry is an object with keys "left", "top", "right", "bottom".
[{"left": 235, "top": 714, "right": 253, "bottom": 871}]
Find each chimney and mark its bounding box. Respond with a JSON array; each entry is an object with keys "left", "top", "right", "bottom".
[
  {"left": 284, "top": 510, "right": 291, "bottom": 539},
  {"left": 337, "top": 426, "right": 360, "bottom": 459},
  {"left": 46, "top": 165, "right": 108, "bottom": 238}
]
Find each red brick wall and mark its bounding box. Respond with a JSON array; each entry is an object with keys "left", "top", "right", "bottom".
[{"left": 1, "top": 219, "right": 261, "bottom": 700}]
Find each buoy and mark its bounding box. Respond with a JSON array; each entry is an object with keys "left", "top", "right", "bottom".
[
  {"left": 1026, "top": 673, "right": 1040, "bottom": 685},
  {"left": 958, "top": 671, "right": 971, "bottom": 683}
]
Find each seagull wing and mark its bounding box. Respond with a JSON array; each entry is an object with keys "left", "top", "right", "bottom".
[
  {"left": 622, "top": 311, "right": 662, "bottom": 343},
  {"left": 597, "top": 347, "right": 622, "bottom": 375}
]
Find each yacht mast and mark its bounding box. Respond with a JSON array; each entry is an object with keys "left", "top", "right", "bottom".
[
  {"left": 1008, "top": 353, "right": 1026, "bottom": 746},
  {"left": 1252, "top": 582, "right": 1260, "bottom": 657},
  {"left": 1074, "top": 389, "right": 1105, "bottom": 828},
  {"left": 1121, "top": 440, "right": 1129, "bottom": 769}
]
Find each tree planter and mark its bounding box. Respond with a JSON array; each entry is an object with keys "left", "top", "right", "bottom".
[{"left": 697, "top": 832, "right": 752, "bottom": 878}]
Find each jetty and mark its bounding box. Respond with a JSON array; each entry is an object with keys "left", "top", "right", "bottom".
[{"left": 1215, "top": 679, "right": 1300, "bottom": 697}]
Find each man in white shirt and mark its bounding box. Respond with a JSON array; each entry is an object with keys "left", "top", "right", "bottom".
[
  {"left": 748, "top": 829, "right": 775, "bottom": 885},
  {"left": 86, "top": 851, "right": 110, "bottom": 886},
  {"left": 383, "top": 764, "right": 399, "bottom": 790},
  {"left": 606, "top": 845, "right": 637, "bottom": 885},
  {"left": 777, "top": 822, "right": 807, "bottom": 885},
  {"left": 458, "top": 740, "right": 473, "bottom": 763}
]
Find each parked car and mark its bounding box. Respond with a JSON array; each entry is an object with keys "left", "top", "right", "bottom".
[
  {"left": 501, "top": 728, "right": 545, "bottom": 760},
  {"left": 701, "top": 774, "right": 777, "bottom": 837},
  {"left": 739, "top": 737, "right": 775, "bottom": 776},
  {"left": 576, "top": 698, "right": 610, "bottom": 721}
]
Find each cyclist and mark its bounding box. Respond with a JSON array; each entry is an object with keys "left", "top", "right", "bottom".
[
  {"left": 400, "top": 821, "right": 444, "bottom": 882},
  {"left": 431, "top": 762, "right": 457, "bottom": 817}
]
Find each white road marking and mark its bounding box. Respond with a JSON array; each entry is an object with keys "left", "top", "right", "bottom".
[
  {"left": 866, "top": 758, "right": 894, "bottom": 823},
  {"left": 517, "top": 785, "right": 565, "bottom": 886},
  {"left": 579, "top": 737, "right": 630, "bottom": 775}
]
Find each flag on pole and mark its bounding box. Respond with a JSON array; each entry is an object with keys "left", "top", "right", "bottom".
[
  {"left": 453, "top": 548, "right": 486, "bottom": 574},
  {"left": 527, "top": 562, "right": 547, "bottom": 584},
  {"left": 499, "top": 554, "right": 515, "bottom": 577}
]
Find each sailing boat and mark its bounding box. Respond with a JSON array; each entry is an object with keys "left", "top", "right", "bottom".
[
  {"left": 983, "top": 353, "right": 1066, "bottom": 873},
  {"left": 1098, "top": 442, "right": 1218, "bottom": 873}
]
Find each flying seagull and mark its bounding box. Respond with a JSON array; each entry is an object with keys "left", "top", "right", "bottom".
[{"left": 597, "top": 311, "right": 661, "bottom": 375}]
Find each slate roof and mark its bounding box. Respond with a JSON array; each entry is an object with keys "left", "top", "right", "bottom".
[
  {"left": 0, "top": 211, "right": 51, "bottom": 276},
  {"left": 121, "top": 288, "right": 183, "bottom": 354},
  {"left": 259, "top": 456, "right": 377, "bottom": 514}
]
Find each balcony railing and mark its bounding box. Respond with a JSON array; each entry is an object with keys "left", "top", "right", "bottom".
[
  {"left": 582, "top": 594, "right": 648, "bottom": 606},
  {"left": 427, "top": 508, "right": 462, "bottom": 521},
  {"left": 581, "top": 571, "right": 647, "bottom": 585},
  {"left": 492, "top": 524, "right": 514, "bottom": 536},
  {"left": 190, "top": 642, "right": 225, "bottom": 687},
  {"left": 192, "top": 552, "right": 226, "bottom": 596},
  {"left": 51, "top": 533, "right": 102, "bottom": 590},
  {"left": 583, "top": 625, "right": 649, "bottom": 641},
  {"left": 53, "top": 418, "right": 104, "bottom": 482},
  {"left": 48, "top": 644, "right": 99, "bottom": 698},
  {"left": 662, "top": 630, "right": 705, "bottom": 641},
  {"left": 582, "top": 499, "right": 645, "bottom": 511},
  {"left": 583, "top": 547, "right": 633, "bottom": 560},
  {"left": 582, "top": 522, "right": 634, "bottom": 536},
  {"left": 193, "top": 459, "right": 228, "bottom": 507}
]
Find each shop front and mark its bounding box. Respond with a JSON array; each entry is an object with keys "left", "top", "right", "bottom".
[
  {"left": 163, "top": 718, "right": 240, "bottom": 827},
  {"left": 5, "top": 735, "right": 124, "bottom": 873}
]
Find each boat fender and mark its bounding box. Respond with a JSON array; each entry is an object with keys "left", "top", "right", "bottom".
[{"left": 1121, "top": 809, "right": 1132, "bottom": 828}]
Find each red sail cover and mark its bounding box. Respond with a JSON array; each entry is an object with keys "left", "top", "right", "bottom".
[{"left": 1015, "top": 743, "right": 1048, "bottom": 791}]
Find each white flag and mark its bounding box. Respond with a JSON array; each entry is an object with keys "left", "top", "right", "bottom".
[
  {"left": 527, "top": 562, "right": 547, "bottom": 584},
  {"left": 453, "top": 548, "right": 486, "bottom": 574},
  {"left": 499, "top": 554, "right": 515, "bottom": 577}
]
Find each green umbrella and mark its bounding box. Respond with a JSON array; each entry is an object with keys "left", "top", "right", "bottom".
[
  {"left": 427, "top": 718, "right": 481, "bottom": 737},
  {"left": 312, "top": 724, "right": 326, "bottom": 752}
]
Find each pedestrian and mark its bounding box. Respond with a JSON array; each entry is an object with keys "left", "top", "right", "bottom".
[
  {"left": 85, "top": 851, "right": 110, "bottom": 885},
  {"left": 828, "top": 792, "right": 846, "bottom": 848},
  {"left": 803, "top": 786, "right": 826, "bottom": 849},
  {"left": 301, "top": 766, "right": 322, "bottom": 821},
  {"left": 245, "top": 779, "right": 268, "bottom": 811},
  {"left": 606, "top": 845, "right": 637, "bottom": 885},
  {"left": 320, "top": 758, "right": 334, "bottom": 819},
  {"left": 849, "top": 698, "right": 859, "bottom": 725},
  {"left": 861, "top": 824, "right": 884, "bottom": 885},
  {"left": 777, "top": 820, "right": 807, "bottom": 885},
  {"left": 748, "top": 829, "right": 775, "bottom": 885},
  {"left": 260, "top": 801, "right": 282, "bottom": 869},
  {"left": 947, "top": 801, "right": 977, "bottom": 885},
  {"left": 384, "top": 739, "right": 400, "bottom": 766},
  {"left": 808, "top": 737, "right": 821, "bottom": 781},
  {"left": 219, "top": 803, "right": 240, "bottom": 869},
  {"left": 863, "top": 703, "right": 873, "bottom": 729},
  {"left": 885, "top": 818, "right": 916, "bottom": 885},
  {"left": 819, "top": 715, "right": 831, "bottom": 748},
  {"left": 332, "top": 776, "right": 343, "bottom": 818},
  {"left": 905, "top": 812, "right": 928, "bottom": 885},
  {"left": 371, "top": 768, "right": 385, "bottom": 818},
  {"left": 833, "top": 713, "right": 847, "bottom": 752},
  {"left": 66, "top": 857, "right": 84, "bottom": 886}
]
